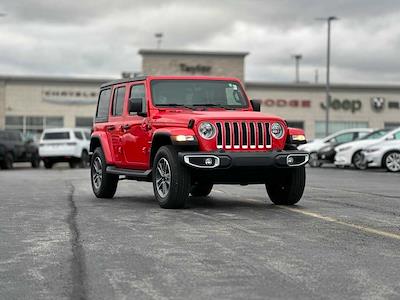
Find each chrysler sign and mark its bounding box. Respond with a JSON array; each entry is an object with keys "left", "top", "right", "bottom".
[{"left": 42, "top": 88, "right": 98, "bottom": 105}]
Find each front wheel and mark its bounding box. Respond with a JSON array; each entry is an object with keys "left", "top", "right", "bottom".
[
  {"left": 266, "top": 167, "right": 306, "bottom": 205},
  {"left": 383, "top": 151, "right": 400, "bottom": 172},
  {"left": 1, "top": 152, "right": 14, "bottom": 169},
  {"left": 308, "top": 152, "right": 322, "bottom": 168},
  {"left": 91, "top": 147, "right": 119, "bottom": 198},
  {"left": 152, "top": 145, "right": 191, "bottom": 209},
  {"left": 352, "top": 151, "right": 366, "bottom": 170}
]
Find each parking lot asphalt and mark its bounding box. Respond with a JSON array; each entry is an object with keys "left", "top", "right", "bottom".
[{"left": 0, "top": 165, "right": 399, "bottom": 300}]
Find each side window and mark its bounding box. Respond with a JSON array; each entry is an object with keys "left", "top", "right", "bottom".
[
  {"left": 84, "top": 131, "right": 91, "bottom": 140},
  {"left": 74, "top": 131, "right": 83, "bottom": 140},
  {"left": 335, "top": 133, "right": 354, "bottom": 144},
  {"left": 95, "top": 89, "right": 112, "bottom": 122},
  {"left": 394, "top": 131, "right": 400, "bottom": 140},
  {"left": 129, "top": 84, "right": 146, "bottom": 115},
  {"left": 112, "top": 87, "right": 126, "bottom": 116}
]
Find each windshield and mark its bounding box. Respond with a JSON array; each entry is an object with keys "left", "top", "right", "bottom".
[
  {"left": 151, "top": 80, "right": 248, "bottom": 108},
  {"left": 43, "top": 132, "right": 70, "bottom": 140},
  {"left": 359, "top": 129, "right": 389, "bottom": 140}
]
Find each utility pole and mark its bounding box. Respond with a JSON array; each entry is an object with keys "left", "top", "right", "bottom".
[
  {"left": 292, "top": 54, "right": 302, "bottom": 83},
  {"left": 155, "top": 33, "right": 163, "bottom": 49},
  {"left": 317, "top": 16, "right": 338, "bottom": 136}
]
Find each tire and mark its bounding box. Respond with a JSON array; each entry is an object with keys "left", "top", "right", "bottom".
[
  {"left": 79, "top": 150, "right": 89, "bottom": 168},
  {"left": 0, "top": 152, "right": 14, "bottom": 169},
  {"left": 308, "top": 152, "right": 322, "bottom": 168},
  {"left": 31, "top": 152, "right": 40, "bottom": 168},
  {"left": 91, "top": 147, "right": 119, "bottom": 198},
  {"left": 383, "top": 151, "right": 400, "bottom": 172},
  {"left": 190, "top": 182, "right": 213, "bottom": 197},
  {"left": 266, "top": 166, "right": 306, "bottom": 205},
  {"left": 44, "top": 161, "right": 53, "bottom": 169},
  {"left": 152, "top": 145, "right": 191, "bottom": 209},
  {"left": 352, "top": 151, "right": 366, "bottom": 170}
]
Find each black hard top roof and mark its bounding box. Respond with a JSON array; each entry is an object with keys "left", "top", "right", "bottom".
[{"left": 100, "top": 76, "right": 147, "bottom": 89}]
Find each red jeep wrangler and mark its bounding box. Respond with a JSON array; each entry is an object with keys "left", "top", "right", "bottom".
[{"left": 90, "top": 76, "right": 309, "bottom": 208}]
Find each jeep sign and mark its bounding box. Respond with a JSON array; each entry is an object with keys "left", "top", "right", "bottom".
[{"left": 320, "top": 98, "right": 362, "bottom": 113}]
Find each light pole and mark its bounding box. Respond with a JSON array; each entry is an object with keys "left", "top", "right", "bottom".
[
  {"left": 317, "top": 16, "right": 338, "bottom": 136},
  {"left": 292, "top": 54, "right": 302, "bottom": 83},
  {"left": 155, "top": 32, "right": 163, "bottom": 49}
]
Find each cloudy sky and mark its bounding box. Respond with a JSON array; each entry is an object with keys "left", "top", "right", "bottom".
[{"left": 1, "top": 0, "right": 400, "bottom": 84}]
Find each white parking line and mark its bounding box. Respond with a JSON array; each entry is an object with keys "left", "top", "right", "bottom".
[{"left": 282, "top": 207, "right": 400, "bottom": 241}]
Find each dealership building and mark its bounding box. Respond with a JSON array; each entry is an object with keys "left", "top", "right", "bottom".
[{"left": 0, "top": 48, "right": 399, "bottom": 139}]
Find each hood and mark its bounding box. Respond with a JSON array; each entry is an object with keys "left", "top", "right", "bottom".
[
  {"left": 335, "top": 139, "right": 377, "bottom": 151},
  {"left": 151, "top": 110, "right": 285, "bottom": 127},
  {"left": 298, "top": 139, "right": 325, "bottom": 152}
]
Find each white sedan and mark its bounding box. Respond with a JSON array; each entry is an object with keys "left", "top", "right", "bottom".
[
  {"left": 362, "top": 138, "right": 400, "bottom": 172},
  {"left": 334, "top": 128, "right": 400, "bottom": 169},
  {"left": 298, "top": 128, "right": 372, "bottom": 167}
]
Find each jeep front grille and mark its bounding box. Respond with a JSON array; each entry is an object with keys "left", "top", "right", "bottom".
[{"left": 216, "top": 121, "right": 272, "bottom": 150}]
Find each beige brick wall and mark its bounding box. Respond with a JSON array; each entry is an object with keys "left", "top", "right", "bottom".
[
  {"left": 4, "top": 81, "right": 98, "bottom": 128},
  {"left": 142, "top": 53, "right": 246, "bottom": 82}
]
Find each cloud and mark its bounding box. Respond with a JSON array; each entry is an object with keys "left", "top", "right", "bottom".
[{"left": 0, "top": 0, "right": 400, "bottom": 83}]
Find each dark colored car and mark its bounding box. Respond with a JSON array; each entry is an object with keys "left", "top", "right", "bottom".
[{"left": 0, "top": 130, "right": 40, "bottom": 169}]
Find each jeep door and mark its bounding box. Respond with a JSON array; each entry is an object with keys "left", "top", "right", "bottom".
[
  {"left": 107, "top": 85, "right": 126, "bottom": 166},
  {"left": 120, "top": 82, "right": 151, "bottom": 170}
]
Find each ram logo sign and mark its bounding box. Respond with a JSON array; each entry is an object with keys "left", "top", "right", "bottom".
[{"left": 370, "top": 97, "right": 385, "bottom": 112}]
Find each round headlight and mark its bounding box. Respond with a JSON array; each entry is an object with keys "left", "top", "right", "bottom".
[
  {"left": 271, "top": 122, "right": 284, "bottom": 139},
  {"left": 198, "top": 122, "right": 216, "bottom": 140}
]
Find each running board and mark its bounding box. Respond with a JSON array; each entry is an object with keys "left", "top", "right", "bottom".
[{"left": 106, "top": 166, "right": 152, "bottom": 179}]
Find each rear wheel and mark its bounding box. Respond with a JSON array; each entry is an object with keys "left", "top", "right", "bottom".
[
  {"left": 91, "top": 147, "right": 119, "bottom": 198},
  {"left": 352, "top": 151, "right": 366, "bottom": 169},
  {"left": 153, "top": 145, "right": 191, "bottom": 209},
  {"left": 44, "top": 160, "right": 53, "bottom": 169},
  {"left": 383, "top": 151, "right": 400, "bottom": 172},
  {"left": 308, "top": 152, "right": 321, "bottom": 168},
  {"left": 266, "top": 167, "right": 306, "bottom": 205},
  {"left": 0, "top": 152, "right": 14, "bottom": 169},
  {"left": 79, "top": 150, "right": 89, "bottom": 168},
  {"left": 190, "top": 182, "right": 213, "bottom": 197},
  {"left": 31, "top": 152, "right": 40, "bottom": 168}
]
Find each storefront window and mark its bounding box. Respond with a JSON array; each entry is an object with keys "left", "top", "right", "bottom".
[
  {"left": 384, "top": 122, "right": 400, "bottom": 129},
  {"left": 286, "top": 121, "right": 304, "bottom": 129},
  {"left": 75, "top": 117, "right": 93, "bottom": 128},
  {"left": 315, "top": 121, "right": 369, "bottom": 138},
  {"left": 5, "top": 115, "right": 64, "bottom": 139}
]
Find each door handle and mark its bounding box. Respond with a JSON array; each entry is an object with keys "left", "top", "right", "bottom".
[{"left": 106, "top": 125, "right": 115, "bottom": 131}]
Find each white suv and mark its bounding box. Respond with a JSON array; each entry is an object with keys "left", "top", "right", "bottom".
[{"left": 39, "top": 128, "right": 90, "bottom": 169}]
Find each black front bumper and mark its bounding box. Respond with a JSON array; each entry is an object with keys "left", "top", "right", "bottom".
[{"left": 178, "top": 150, "right": 309, "bottom": 169}]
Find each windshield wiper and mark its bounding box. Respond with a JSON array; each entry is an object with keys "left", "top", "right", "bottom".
[
  {"left": 193, "top": 103, "right": 237, "bottom": 110},
  {"left": 157, "top": 103, "right": 193, "bottom": 109}
]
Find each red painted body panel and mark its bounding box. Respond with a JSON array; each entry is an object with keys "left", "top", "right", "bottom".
[
  {"left": 91, "top": 131, "right": 113, "bottom": 164},
  {"left": 92, "top": 76, "right": 307, "bottom": 169}
]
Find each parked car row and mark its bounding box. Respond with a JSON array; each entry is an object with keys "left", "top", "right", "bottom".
[
  {"left": 299, "top": 127, "right": 400, "bottom": 172},
  {"left": 0, "top": 128, "right": 90, "bottom": 169}
]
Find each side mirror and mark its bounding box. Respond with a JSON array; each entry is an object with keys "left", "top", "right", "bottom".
[
  {"left": 250, "top": 99, "right": 261, "bottom": 112},
  {"left": 386, "top": 135, "right": 394, "bottom": 141},
  {"left": 128, "top": 98, "right": 147, "bottom": 117}
]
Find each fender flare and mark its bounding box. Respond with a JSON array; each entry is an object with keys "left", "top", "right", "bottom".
[{"left": 90, "top": 132, "right": 113, "bottom": 164}]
